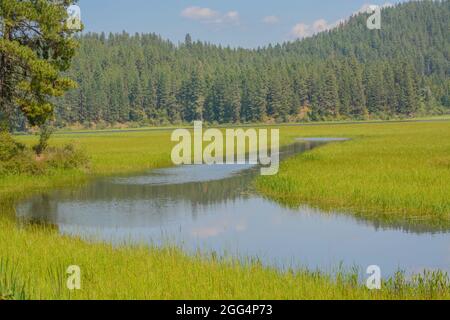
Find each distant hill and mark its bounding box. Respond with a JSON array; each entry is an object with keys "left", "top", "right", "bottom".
[{"left": 48, "top": 0, "right": 449, "bottom": 128}]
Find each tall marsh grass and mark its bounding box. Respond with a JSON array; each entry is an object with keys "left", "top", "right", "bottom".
[
  {"left": 0, "top": 217, "right": 448, "bottom": 300},
  {"left": 257, "top": 121, "right": 450, "bottom": 225},
  {"left": 1, "top": 121, "right": 449, "bottom": 299}
]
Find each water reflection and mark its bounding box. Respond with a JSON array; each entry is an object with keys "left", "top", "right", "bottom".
[{"left": 16, "top": 140, "right": 450, "bottom": 277}]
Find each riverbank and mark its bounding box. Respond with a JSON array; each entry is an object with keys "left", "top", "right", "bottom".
[
  {"left": 1, "top": 216, "right": 449, "bottom": 300},
  {"left": 257, "top": 121, "right": 450, "bottom": 227},
  {"left": 1, "top": 130, "right": 175, "bottom": 203},
  {"left": 1, "top": 120, "right": 450, "bottom": 299}
]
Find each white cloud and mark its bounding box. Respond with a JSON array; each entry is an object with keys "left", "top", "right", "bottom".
[
  {"left": 312, "top": 19, "right": 330, "bottom": 33},
  {"left": 181, "top": 7, "right": 240, "bottom": 25},
  {"left": 290, "top": 23, "right": 310, "bottom": 39},
  {"left": 181, "top": 7, "right": 219, "bottom": 21},
  {"left": 290, "top": 2, "right": 395, "bottom": 40},
  {"left": 291, "top": 19, "right": 333, "bottom": 39},
  {"left": 263, "top": 15, "right": 280, "bottom": 25},
  {"left": 223, "top": 11, "right": 240, "bottom": 24}
]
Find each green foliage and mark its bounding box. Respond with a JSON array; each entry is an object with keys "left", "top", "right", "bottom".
[
  {"left": 33, "top": 124, "right": 54, "bottom": 155},
  {"left": 0, "top": 259, "right": 27, "bottom": 300},
  {"left": 45, "top": 1, "right": 450, "bottom": 128},
  {"left": 0, "top": 0, "right": 79, "bottom": 129},
  {"left": 257, "top": 121, "right": 450, "bottom": 225},
  {"left": 1, "top": 122, "right": 450, "bottom": 299},
  {"left": 45, "top": 143, "right": 89, "bottom": 170},
  {"left": 0, "top": 131, "right": 25, "bottom": 161},
  {"left": 0, "top": 132, "right": 88, "bottom": 175},
  {"left": 0, "top": 131, "right": 41, "bottom": 175}
]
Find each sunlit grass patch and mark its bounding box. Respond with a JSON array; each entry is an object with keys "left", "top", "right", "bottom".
[
  {"left": 0, "top": 216, "right": 448, "bottom": 300},
  {"left": 1, "top": 121, "right": 450, "bottom": 299},
  {"left": 257, "top": 121, "right": 450, "bottom": 225}
]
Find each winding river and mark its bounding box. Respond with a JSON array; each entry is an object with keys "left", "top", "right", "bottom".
[{"left": 16, "top": 139, "right": 450, "bottom": 277}]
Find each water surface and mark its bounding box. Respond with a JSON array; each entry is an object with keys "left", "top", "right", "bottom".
[{"left": 16, "top": 140, "right": 450, "bottom": 277}]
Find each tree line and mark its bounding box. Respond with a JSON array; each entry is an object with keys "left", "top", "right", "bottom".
[{"left": 47, "top": 0, "right": 450, "bottom": 128}]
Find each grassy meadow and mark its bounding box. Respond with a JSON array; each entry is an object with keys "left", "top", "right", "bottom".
[
  {"left": 1, "top": 215, "right": 449, "bottom": 300},
  {"left": 1, "top": 120, "right": 450, "bottom": 299},
  {"left": 1, "top": 131, "right": 175, "bottom": 204},
  {"left": 258, "top": 121, "right": 450, "bottom": 226}
]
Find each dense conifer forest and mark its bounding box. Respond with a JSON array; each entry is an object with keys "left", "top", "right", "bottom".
[{"left": 41, "top": 1, "right": 450, "bottom": 128}]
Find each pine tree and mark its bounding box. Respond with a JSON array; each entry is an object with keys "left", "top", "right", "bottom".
[
  {"left": 0, "top": 0, "right": 79, "bottom": 133},
  {"left": 28, "top": 1, "right": 449, "bottom": 128},
  {"left": 224, "top": 78, "right": 241, "bottom": 123},
  {"left": 183, "top": 69, "right": 205, "bottom": 122},
  {"left": 320, "top": 68, "right": 340, "bottom": 117},
  {"left": 348, "top": 57, "right": 367, "bottom": 118}
]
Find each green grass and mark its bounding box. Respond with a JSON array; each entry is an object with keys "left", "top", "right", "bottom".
[
  {"left": 1, "top": 121, "right": 450, "bottom": 299},
  {"left": 256, "top": 121, "right": 450, "bottom": 227},
  {"left": 1, "top": 131, "right": 175, "bottom": 202},
  {"left": 18, "top": 131, "right": 175, "bottom": 175},
  {"left": 0, "top": 217, "right": 448, "bottom": 300}
]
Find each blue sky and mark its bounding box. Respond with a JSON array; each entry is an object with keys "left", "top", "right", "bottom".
[{"left": 77, "top": 0, "right": 403, "bottom": 48}]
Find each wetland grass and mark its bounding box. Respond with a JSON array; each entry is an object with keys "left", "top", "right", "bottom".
[
  {"left": 0, "top": 216, "right": 449, "bottom": 300},
  {"left": 258, "top": 121, "right": 450, "bottom": 225},
  {"left": 1, "top": 120, "right": 449, "bottom": 299}
]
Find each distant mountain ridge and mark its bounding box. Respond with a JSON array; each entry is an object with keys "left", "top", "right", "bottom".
[{"left": 44, "top": 0, "right": 449, "bottom": 128}]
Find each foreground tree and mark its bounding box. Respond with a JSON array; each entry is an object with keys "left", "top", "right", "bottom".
[{"left": 0, "top": 0, "right": 79, "bottom": 152}]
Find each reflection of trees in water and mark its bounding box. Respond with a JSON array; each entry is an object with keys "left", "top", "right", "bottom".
[
  {"left": 18, "top": 141, "right": 317, "bottom": 212},
  {"left": 17, "top": 142, "right": 317, "bottom": 228},
  {"left": 0, "top": 198, "right": 16, "bottom": 220},
  {"left": 18, "top": 171, "right": 257, "bottom": 227},
  {"left": 15, "top": 194, "right": 59, "bottom": 231},
  {"left": 16, "top": 140, "right": 449, "bottom": 234},
  {"left": 355, "top": 215, "right": 450, "bottom": 234},
  {"left": 61, "top": 168, "right": 255, "bottom": 203},
  {"left": 264, "top": 197, "right": 450, "bottom": 235}
]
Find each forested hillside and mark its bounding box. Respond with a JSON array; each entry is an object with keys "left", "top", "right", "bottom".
[{"left": 51, "top": 0, "right": 449, "bottom": 127}]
